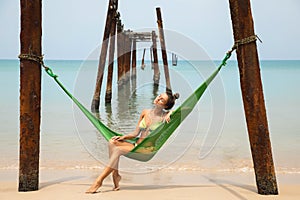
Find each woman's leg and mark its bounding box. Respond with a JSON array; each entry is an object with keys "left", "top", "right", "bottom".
[
  {"left": 109, "top": 139, "right": 134, "bottom": 190},
  {"left": 112, "top": 170, "right": 121, "bottom": 191},
  {"left": 86, "top": 139, "right": 134, "bottom": 193},
  {"left": 108, "top": 140, "right": 121, "bottom": 190},
  {"left": 85, "top": 148, "right": 121, "bottom": 193}
]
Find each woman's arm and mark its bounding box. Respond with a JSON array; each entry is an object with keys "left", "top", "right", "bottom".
[
  {"left": 112, "top": 110, "right": 147, "bottom": 141},
  {"left": 163, "top": 110, "right": 173, "bottom": 123}
]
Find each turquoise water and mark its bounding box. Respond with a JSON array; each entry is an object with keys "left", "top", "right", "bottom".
[{"left": 0, "top": 59, "right": 299, "bottom": 173}]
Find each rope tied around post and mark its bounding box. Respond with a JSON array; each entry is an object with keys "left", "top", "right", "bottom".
[
  {"left": 231, "top": 34, "right": 262, "bottom": 52},
  {"left": 223, "top": 34, "right": 262, "bottom": 66},
  {"left": 18, "top": 53, "right": 43, "bottom": 65},
  {"left": 18, "top": 53, "right": 58, "bottom": 79}
]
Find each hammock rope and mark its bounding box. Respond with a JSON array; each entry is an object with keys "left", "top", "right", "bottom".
[{"left": 19, "top": 44, "right": 252, "bottom": 161}]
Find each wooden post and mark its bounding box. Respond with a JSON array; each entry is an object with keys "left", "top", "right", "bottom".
[
  {"left": 150, "top": 45, "right": 154, "bottom": 69},
  {"left": 141, "top": 48, "right": 146, "bottom": 70},
  {"left": 172, "top": 53, "right": 178, "bottom": 66},
  {"left": 19, "top": 0, "right": 42, "bottom": 191},
  {"left": 116, "top": 17, "right": 125, "bottom": 87},
  {"left": 156, "top": 7, "right": 172, "bottom": 94},
  {"left": 131, "top": 39, "right": 137, "bottom": 79},
  {"left": 91, "top": 0, "right": 117, "bottom": 112},
  {"left": 124, "top": 31, "right": 132, "bottom": 83},
  {"left": 229, "top": 0, "right": 278, "bottom": 195},
  {"left": 105, "top": 9, "right": 117, "bottom": 103},
  {"left": 152, "top": 31, "right": 160, "bottom": 85}
]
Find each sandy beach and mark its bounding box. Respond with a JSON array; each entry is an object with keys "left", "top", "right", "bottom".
[
  {"left": 1, "top": 168, "right": 299, "bottom": 200},
  {"left": 1, "top": 59, "right": 300, "bottom": 199},
  {"left": 2, "top": 0, "right": 300, "bottom": 199}
]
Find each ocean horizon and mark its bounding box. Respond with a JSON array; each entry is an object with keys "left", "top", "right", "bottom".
[{"left": 1, "top": 59, "right": 299, "bottom": 174}]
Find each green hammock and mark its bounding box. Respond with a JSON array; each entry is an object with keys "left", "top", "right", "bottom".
[{"left": 44, "top": 52, "right": 232, "bottom": 162}]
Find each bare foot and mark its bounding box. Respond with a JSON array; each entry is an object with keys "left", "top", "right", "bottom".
[
  {"left": 112, "top": 173, "right": 121, "bottom": 191},
  {"left": 85, "top": 182, "right": 102, "bottom": 194}
]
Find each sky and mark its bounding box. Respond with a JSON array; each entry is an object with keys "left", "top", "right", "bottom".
[{"left": 0, "top": 0, "right": 299, "bottom": 60}]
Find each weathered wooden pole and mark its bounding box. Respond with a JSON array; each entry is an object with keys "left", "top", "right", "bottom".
[
  {"left": 150, "top": 45, "right": 154, "bottom": 69},
  {"left": 156, "top": 7, "right": 172, "bottom": 94},
  {"left": 131, "top": 39, "right": 137, "bottom": 79},
  {"left": 116, "top": 18, "right": 125, "bottom": 87},
  {"left": 124, "top": 31, "right": 132, "bottom": 83},
  {"left": 151, "top": 31, "right": 160, "bottom": 85},
  {"left": 141, "top": 48, "right": 146, "bottom": 70},
  {"left": 229, "top": 0, "right": 278, "bottom": 195},
  {"left": 91, "top": 0, "right": 117, "bottom": 112},
  {"left": 172, "top": 53, "right": 178, "bottom": 66},
  {"left": 121, "top": 31, "right": 128, "bottom": 84},
  {"left": 105, "top": 9, "right": 118, "bottom": 103},
  {"left": 19, "top": 0, "right": 42, "bottom": 191}
]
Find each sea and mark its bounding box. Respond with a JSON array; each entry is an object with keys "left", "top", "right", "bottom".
[{"left": 0, "top": 59, "right": 299, "bottom": 175}]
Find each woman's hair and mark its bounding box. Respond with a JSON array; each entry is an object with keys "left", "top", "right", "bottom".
[{"left": 165, "top": 92, "right": 180, "bottom": 110}]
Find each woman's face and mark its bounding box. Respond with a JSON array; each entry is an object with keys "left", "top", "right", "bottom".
[{"left": 153, "top": 93, "right": 169, "bottom": 107}]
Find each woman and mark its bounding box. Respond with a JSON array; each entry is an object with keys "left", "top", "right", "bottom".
[{"left": 86, "top": 92, "right": 180, "bottom": 193}]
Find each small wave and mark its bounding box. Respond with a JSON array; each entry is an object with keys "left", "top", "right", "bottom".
[
  {"left": 1, "top": 164, "right": 294, "bottom": 175},
  {"left": 1, "top": 162, "right": 299, "bottom": 175}
]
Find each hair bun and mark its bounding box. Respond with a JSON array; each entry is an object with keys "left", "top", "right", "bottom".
[{"left": 173, "top": 93, "right": 180, "bottom": 99}]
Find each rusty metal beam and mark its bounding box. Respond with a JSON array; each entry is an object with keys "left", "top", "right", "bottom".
[
  {"left": 229, "top": 0, "right": 278, "bottom": 195},
  {"left": 19, "top": 0, "right": 42, "bottom": 192},
  {"left": 156, "top": 7, "right": 172, "bottom": 94}
]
